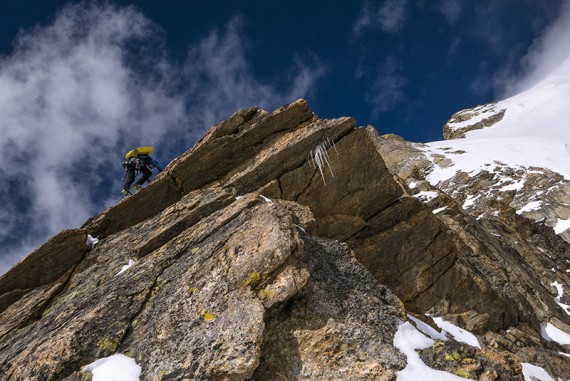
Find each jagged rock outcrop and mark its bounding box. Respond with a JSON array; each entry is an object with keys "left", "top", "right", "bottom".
[
  {"left": 375, "top": 121, "right": 570, "bottom": 379},
  {"left": 418, "top": 340, "right": 522, "bottom": 380},
  {"left": 0, "top": 99, "right": 568, "bottom": 380},
  {"left": 443, "top": 103, "right": 506, "bottom": 140}
]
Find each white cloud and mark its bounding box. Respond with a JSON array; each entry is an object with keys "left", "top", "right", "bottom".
[
  {"left": 367, "top": 56, "right": 407, "bottom": 116},
  {"left": 499, "top": 2, "right": 570, "bottom": 97},
  {"left": 0, "top": 3, "right": 327, "bottom": 274},
  {"left": 353, "top": 0, "right": 408, "bottom": 36},
  {"left": 181, "top": 17, "right": 327, "bottom": 130}
]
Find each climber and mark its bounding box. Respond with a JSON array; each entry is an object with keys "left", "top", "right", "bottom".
[{"left": 122, "top": 146, "right": 163, "bottom": 196}]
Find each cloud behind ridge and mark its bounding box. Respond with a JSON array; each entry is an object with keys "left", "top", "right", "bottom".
[{"left": 0, "top": 2, "right": 326, "bottom": 274}]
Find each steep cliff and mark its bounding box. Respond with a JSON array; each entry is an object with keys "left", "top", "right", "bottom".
[{"left": 0, "top": 99, "right": 567, "bottom": 380}]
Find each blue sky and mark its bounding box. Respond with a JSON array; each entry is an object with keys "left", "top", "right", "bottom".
[{"left": 0, "top": 0, "right": 567, "bottom": 273}]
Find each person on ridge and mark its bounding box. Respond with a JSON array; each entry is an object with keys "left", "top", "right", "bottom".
[{"left": 122, "top": 146, "right": 163, "bottom": 196}]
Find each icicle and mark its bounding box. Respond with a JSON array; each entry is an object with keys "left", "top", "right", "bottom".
[{"left": 307, "top": 138, "right": 337, "bottom": 185}]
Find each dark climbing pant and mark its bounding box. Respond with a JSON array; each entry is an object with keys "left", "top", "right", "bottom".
[{"left": 123, "top": 165, "right": 152, "bottom": 190}]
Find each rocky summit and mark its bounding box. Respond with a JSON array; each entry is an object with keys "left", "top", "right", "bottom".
[{"left": 1, "top": 99, "right": 569, "bottom": 380}]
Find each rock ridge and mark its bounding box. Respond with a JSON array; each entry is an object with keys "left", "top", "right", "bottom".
[{"left": 0, "top": 99, "right": 567, "bottom": 380}]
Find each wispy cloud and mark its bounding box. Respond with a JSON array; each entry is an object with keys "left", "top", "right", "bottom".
[
  {"left": 367, "top": 56, "right": 407, "bottom": 116},
  {"left": 181, "top": 17, "right": 327, "bottom": 131},
  {"left": 353, "top": 0, "right": 408, "bottom": 36},
  {"left": 442, "top": 1, "right": 563, "bottom": 97},
  {"left": 0, "top": 3, "right": 327, "bottom": 274},
  {"left": 447, "top": 36, "right": 461, "bottom": 59},
  {"left": 439, "top": 0, "right": 462, "bottom": 25},
  {"left": 498, "top": 2, "right": 570, "bottom": 97}
]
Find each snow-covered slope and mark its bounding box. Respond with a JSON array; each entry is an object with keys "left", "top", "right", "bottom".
[
  {"left": 373, "top": 62, "right": 570, "bottom": 378},
  {"left": 427, "top": 56, "right": 570, "bottom": 183},
  {"left": 412, "top": 58, "right": 570, "bottom": 240}
]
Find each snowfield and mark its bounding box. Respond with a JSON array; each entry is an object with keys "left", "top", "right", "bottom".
[{"left": 421, "top": 57, "right": 570, "bottom": 184}]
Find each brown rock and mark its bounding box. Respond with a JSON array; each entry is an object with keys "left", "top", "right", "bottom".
[
  {"left": 2, "top": 99, "right": 551, "bottom": 380},
  {"left": 442, "top": 103, "right": 506, "bottom": 140},
  {"left": 0, "top": 229, "right": 88, "bottom": 313},
  {"left": 169, "top": 99, "right": 314, "bottom": 193}
]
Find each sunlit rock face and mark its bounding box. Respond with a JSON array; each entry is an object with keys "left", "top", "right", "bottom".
[
  {"left": 375, "top": 70, "right": 570, "bottom": 378},
  {"left": 0, "top": 99, "right": 568, "bottom": 380},
  {"left": 443, "top": 103, "right": 506, "bottom": 140}
]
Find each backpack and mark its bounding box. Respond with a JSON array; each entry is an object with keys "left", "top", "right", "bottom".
[{"left": 125, "top": 146, "right": 153, "bottom": 160}]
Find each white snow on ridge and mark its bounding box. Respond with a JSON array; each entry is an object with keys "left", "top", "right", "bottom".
[
  {"left": 499, "top": 178, "right": 525, "bottom": 192},
  {"left": 551, "top": 281, "right": 570, "bottom": 316},
  {"left": 516, "top": 201, "right": 542, "bottom": 215},
  {"left": 462, "top": 194, "right": 480, "bottom": 209},
  {"left": 447, "top": 104, "right": 500, "bottom": 131},
  {"left": 422, "top": 58, "right": 570, "bottom": 185},
  {"left": 413, "top": 191, "right": 438, "bottom": 202},
  {"left": 555, "top": 218, "right": 570, "bottom": 234},
  {"left": 422, "top": 137, "right": 570, "bottom": 186},
  {"left": 540, "top": 322, "right": 570, "bottom": 345},
  {"left": 432, "top": 317, "right": 481, "bottom": 349},
  {"left": 432, "top": 206, "right": 447, "bottom": 214},
  {"left": 467, "top": 58, "right": 570, "bottom": 142}
]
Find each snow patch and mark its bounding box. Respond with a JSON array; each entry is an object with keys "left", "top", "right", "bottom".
[
  {"left": 499, "top": 178, "right": 525, "bottom": 192},
  {"left": 554, "top": 218, "right": 570, "bottom": 234},
  {"left": 82, "top": 353, "right": 141, "bottom": 381},
  {"left": 422, "top": 137, "right": 570, "bottom": 186},
  {"left": 432, "top": 317, "right": 481, "bottom": 348},
  {"left": 259, "top": 195, "right": 273, "bottom": 203},
  {"left": 462, "top": 194, "right": 480, "bottom": 210},
  {"left": 408, "top": 315, "right": 447, "bottom": 340},
  {"left": 521, "top": 362, "right": 555, "bottom": 381},
  {"left": 421, "top": 61, "right": 570, "bottom": 185},
  {"left": 413, "top": 191, "right": 439, "bottom": 202},
  {"left": 394, "top": 321, "right": 474, "bottom": 381},
  {"left": 540, "top": 323, "right": 570, "bottom": 345},
  {"left": 447, "top": 105, "right": 501, "bottom": 131},
  {"left": 516, "top": 201, "right": 542, "bottom": 215},
  {"left": 116, "top": 260, "right": 135, "bottom": 276},
  {"left": 551, "top": 281, "right": 570, "bottom": 316},
  {"left": 432, "top": 207, "right": 448, "bottom": 214},
  {"left": 86, "top": 234, "right": 99, "bottom": 248}
]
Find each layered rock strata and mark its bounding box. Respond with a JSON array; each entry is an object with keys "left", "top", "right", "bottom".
[{"left": 0, "top": 99, "right": 567, "bottom": 379}]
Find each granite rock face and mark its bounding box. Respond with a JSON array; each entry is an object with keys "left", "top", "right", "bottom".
[{"left": 0, "top": 100, "right": 567, "bottom": 380}]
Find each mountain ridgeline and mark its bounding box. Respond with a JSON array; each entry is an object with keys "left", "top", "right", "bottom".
[{"left": 0, "top": 99, "right": 569, "bottom": 380}]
